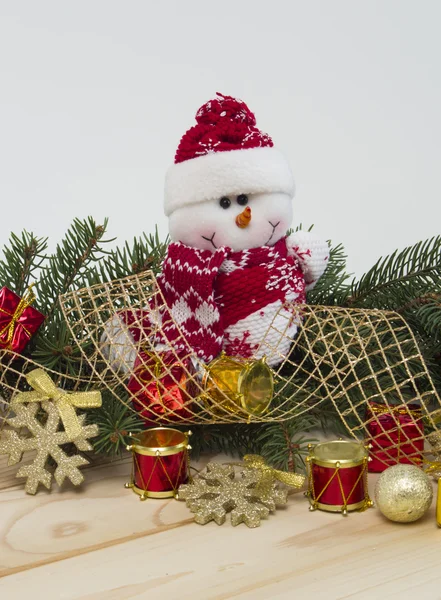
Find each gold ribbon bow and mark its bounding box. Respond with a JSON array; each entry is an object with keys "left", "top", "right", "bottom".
[
  {"left": 424, "top": 461, "right": 441, "bottom": 477},
  {"left": 12, "top": 369, "right": 102, "bottom": 439},
  {"left": 0, "top": 285, "right": 36, "bottom": 346},
  {"left": 370, "top": 403, "right": 422, "bottom": 419},
  {"left": 242, "top": 454, "right": 306, "bottom": 490}
]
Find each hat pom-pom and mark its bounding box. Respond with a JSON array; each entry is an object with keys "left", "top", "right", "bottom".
[{"left": 195, "top": 92, "right": 256, "bottom": 127}]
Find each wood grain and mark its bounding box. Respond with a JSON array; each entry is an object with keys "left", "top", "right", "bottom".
[{"left": 0, "top": 457, "right": 440, "bottom": 600}]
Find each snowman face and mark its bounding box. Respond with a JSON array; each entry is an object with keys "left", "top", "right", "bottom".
[{"left": 168, "top": 192, "right": 293, "bottom": 252}]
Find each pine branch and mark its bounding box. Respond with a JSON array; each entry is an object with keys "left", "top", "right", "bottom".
[
  {"left": 0, "top": 231, "right": 48, "bottom": 295},
  {"left": 396, "top": 292, "right": 441, "bottom": 315},
  {"left": 37, "top": 217, "right": 113, "bottom": 321},
  {"left": 307, "top": 242, "right": 352, "bottom": 305},
  {"left": 416, "top": 299, "right": 441, "bottom": 337},
  {"left": 255, "top": 419, "right": 318, "bottom": 473},
  {"left": 346, "top": 236, "right": 441, "bottom": 307},
  {"left": 185, "top": 424, "right": 262, "bottom": 460},
  {"left": 87, "top": 392, "right": 145, "bottom": 457},
  {"left": 100, "top": 228, "right": 169, "bottom": 281}
]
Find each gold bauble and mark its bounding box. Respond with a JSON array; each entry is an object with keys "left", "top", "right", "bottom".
[
  {"left": 375, "top": 464, "right": 433, "bottom": 523},
  {"left": 202, "top": 354, "right": 273, "bottom": 416}
]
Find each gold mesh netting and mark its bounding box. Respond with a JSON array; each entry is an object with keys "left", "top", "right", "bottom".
[
  {"left": 52, "top": 269, "right": 441, "bottom": 470},
  {"left": 0, "top": 349, "right": 97, "bottom": 432},
  {"left": 0, "top": 351, "right": 97, "bottom": 404},
  {"left": 1, "top": 269, "right": 439, "bottom": 473}
]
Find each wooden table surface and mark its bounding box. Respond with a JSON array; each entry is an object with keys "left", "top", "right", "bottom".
[{"left": 1, "top": 455, "right": 440, "bottom": 600}]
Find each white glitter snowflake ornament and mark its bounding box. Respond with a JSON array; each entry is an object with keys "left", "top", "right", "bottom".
[
  {"left": 0, "top": 401, "right": 98, "bottom": 494},
  {"left": 178, "top": 462, "right": 288, "bottom": 527}
]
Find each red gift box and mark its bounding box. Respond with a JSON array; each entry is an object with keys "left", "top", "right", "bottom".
[
  {"left": 0, "top": 286, "right": 45, "bottom": 354},
  {"left": 128, "top": 350, "right": 196, "bottom": 423},
  {"left": 366, "top": 401, "right": 424, "bottom": 472}
]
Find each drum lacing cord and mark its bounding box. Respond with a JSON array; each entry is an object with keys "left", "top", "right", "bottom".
[
  {"left": 129, "top": 447, "right": 189, "bottom": 499},
  {"left": 309, "top": 462, "right": 367, "bottom": 513},
  {"left": 362, "top": 457, "right": 373, "bottom": 509}
]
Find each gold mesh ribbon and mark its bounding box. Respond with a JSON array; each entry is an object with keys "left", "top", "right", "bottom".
[
  {"left": 58, "top": 274, "right": 441, "bottom": 428},
  {"left": 242, "top": 454, "right": 306, "bottom": 489},
  {"left": 12, "top": 368, "right": 102, "bottom": 439},
  {"left": 0, "top": 285, "right": 36, "bottom": 345}
]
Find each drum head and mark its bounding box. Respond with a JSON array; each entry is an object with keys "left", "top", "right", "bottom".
[
  {"left": 312, "top": 440, "right": 366, "bottom": 465},
  {"left": 239, "top": 359, "right": 274, "bottom": 415},
  {"left": 133, "top": 427, "right": 188, "bottom": 455}
]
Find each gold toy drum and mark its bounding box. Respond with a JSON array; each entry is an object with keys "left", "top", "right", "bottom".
[
  {"left": 125, "top": 427, "right": 191, "bottom": 500},
  {"left": 202, "top": 354, "right": 274, "bottom": 416},
  {"left": 306, "top": 440, "right": 373, "bottom": 515}
]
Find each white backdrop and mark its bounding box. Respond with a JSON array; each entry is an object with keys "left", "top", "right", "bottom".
[{"left": 0, "top": 0, "right": 440, "bottom": 277}]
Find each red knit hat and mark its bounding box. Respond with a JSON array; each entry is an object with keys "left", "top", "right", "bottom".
[{"left": 164, "top": 93, "right": 295, "bottom": 216}]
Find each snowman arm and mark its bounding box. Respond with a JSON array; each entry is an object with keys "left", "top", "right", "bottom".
[
  {"left": 286, "top": 231, "right": 330, "bottom": 291},
  {"left": 100, "top": 314, "right": 137, "bottom": 374}
]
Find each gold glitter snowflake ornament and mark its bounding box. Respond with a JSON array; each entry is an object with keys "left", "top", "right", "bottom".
[
  {"left": 0, "top": 401, "right": 98, "bottom": 494},
  {"left": 178, "top": 462, "right": 288, "bottom": 527}
]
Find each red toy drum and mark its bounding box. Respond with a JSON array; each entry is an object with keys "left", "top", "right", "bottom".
[
  {"left": 306, "top": 440, "right": 373, "bottom": 515},
  {"left": 125, "top": 427, "right": 191, "bottom": 500}
]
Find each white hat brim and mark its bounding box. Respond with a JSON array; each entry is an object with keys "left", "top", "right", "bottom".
[{"left": 164, "top": 146, "right": 295, "bottom": 216}]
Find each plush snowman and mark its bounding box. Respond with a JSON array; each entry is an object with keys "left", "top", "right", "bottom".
[{"left": 103, "top": 93, "right": 329, "bottom": 371}]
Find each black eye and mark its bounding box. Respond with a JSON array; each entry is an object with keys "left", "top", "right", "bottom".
[
  {"left": 219, "top": 196, "right": 231, "bottom": 209},
  {"left": 237, "top": 194, "right": 248, "bottom": 206}
]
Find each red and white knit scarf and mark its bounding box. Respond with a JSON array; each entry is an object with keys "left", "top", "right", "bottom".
[{"left": 123, "top": 237, "right": 305, "bottom": 362}]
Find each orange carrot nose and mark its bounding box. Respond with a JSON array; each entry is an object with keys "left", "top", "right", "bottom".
[{"left": 235, "top": 206, "right": 252, "bottom": 228}]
